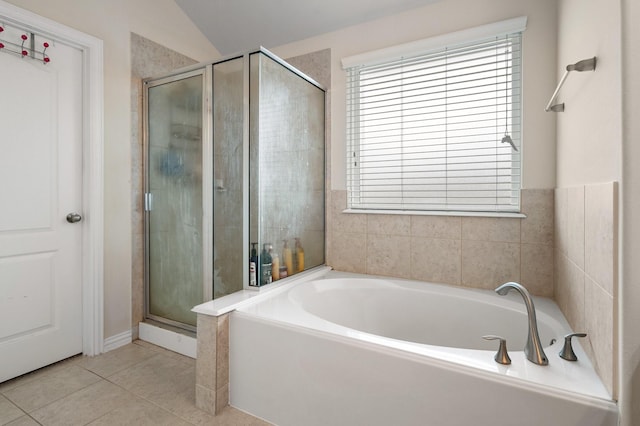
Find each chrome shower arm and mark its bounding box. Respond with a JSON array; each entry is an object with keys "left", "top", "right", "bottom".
[{"left": 545, "top": 56, "right": 597, "bottom": 112}]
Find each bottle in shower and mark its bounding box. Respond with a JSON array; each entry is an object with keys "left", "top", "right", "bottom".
[
  {"left": 282, "top": 239, "right": 293, "bottom": 276},
  {"left": 271, "top": 246, "right": 280, "bottom": 281},
  {"left": 260, "top": 243, "right": 273, "bottom": 286},
  {"left": 295, "top": 238, "right": 305, "bottom": 272},
  {"left": 249, "top": 242, "right": 258, "bottom": 287}
]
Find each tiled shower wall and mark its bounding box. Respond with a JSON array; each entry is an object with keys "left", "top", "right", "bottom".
[
  {"left": 327, "top": 189, "right": 555, "bottom": 296},
  {"left": 554, "top": 182, "right": 618, "bottom": 396}
]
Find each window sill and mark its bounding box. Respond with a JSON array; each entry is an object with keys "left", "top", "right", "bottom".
[{"left": 342, "top": 209, "right": 527, "bottom": 219}]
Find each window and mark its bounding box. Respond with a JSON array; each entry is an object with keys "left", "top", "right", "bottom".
[{"left": 344, "top": 18, "right": 526, "bottom": 213}]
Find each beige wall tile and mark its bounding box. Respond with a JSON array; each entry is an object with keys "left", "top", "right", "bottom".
[
  {"left": 331, "top": 190, "right": 366, "bottom": 234},
  {"left": 216, "top": 314, "right": 229, "bottom": 389},
  {"left": 461, "top": 217, "right": 520, "bottom": 243},
  {"left": 195, "top": 384, "right": 216, "bottom": 416},
  {"left": 332, "top": 212, "right": 367, "bottom": 234},
  {"left": 521, "top": 243, "right": 554, "bottom": 297},
  {"left": 367, "top": 214, "right": 410, "bottom": 236},
  {"left": 196, "top": 314, "right": 217, "bottom": 392},
  {"left": 215, "top": 383, "right": 229, "bottom": 414},
  {"left": 461, "top": 240, "right": 520, "bottom": 289},
  {"left": 520, "top": 189, "right": 554, "bottom": 245},
  {"left": 585, "top": 182, "right": 617, "bottom": 296},
  {"left": 555, "top": 188, "right": 568, "bottom": 255},
  {"left": 329, "top": 232, "right": 367, "bottom": 273},
  {"left": 584, "top": 276, "right": 615, "bottom": 396},
  {"left": 567, "top": 186, "right": 585, "bottom": 269},
  {"left": 331, "top": 189, "right": 347, "bottom": 211},
  {"left": 410, "top": 238, "right": 461, "bottom": 285},
  {"left": 366, "top": 235, "right": 411, "bottom": 279},
  {"left": 554, "top": 251, "right": 585, "bottom": 333},
  {"left": 410, "top": 215, "right": 461, "bottom": 239}
]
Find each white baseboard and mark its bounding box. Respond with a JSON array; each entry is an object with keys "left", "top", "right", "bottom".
[
  {"left": 138, "top": 322, "right": 197, "bottom": 359},
  {"left": 103, "top": 329, "right": 133, "bottom": 352}
]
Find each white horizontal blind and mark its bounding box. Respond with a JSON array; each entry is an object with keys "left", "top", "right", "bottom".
[{"left": 346, "top": 32, "right": 522, "bottom": 213}]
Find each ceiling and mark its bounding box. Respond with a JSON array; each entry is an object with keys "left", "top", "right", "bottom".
[{"left": 175, "top": 0, "right": 441, "bottom": 56}]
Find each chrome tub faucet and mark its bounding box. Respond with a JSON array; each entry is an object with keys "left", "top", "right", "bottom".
[{"left": 495, "top": 282, "right": 549, "bottom": 366}]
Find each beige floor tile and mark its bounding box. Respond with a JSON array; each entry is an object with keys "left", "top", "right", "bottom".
[
  {"left": 87, "top": 396, "right": 191, "bottom": 426},
  {"left": 108, "top": 353, "right": 194, "bottom": 396},
  {"left": 0, "top": 394, "right": 25, "bottom": 425},
  {"left": 213, "top": 406, "right": 273, "bottom": 426},
  {"left": 3, "top": 365, "right": 101, "bottom": 412},
  {"left": 2, "top": 341, "right": 267, "bottom": 425},
  {"left": 107, "top": 353, "right": 211, "bottom": 423},
  {"left": 156, "top": 387, "right": 216, "bottom": 425},
  {"left": 0, "top": 355, "right": 83, "bottom": 394},
  {"left": 4, "top": 416, "right": 40, "bottom": 426},
  {"left": 30, "top": 380, "right": 131, "bottom": 426},
  {"left": 132, "top": 340, "right": 195, "bottom": 367},
  {"left": 78, "top": 343, "right": 157, "bottom": 378}
]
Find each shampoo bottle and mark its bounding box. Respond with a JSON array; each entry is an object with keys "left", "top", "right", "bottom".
[
  {"left": 271, "top": 246, "right": 280, "bottom": 281},
  {"left": 295, "top": 238, "right": 305, "bottom": 272},
  {"left": 260, "top": 243, "right": 273, "bottom": 286},
  {"left": 283, "top": 239, "right": 293, "bottom": 277},
  {"left": 249, "top": 242, "right": 258, "bottom": 287}
]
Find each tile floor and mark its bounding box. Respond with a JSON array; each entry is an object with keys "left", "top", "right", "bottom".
[{"left": 0, "top": 340, "right": 270, "bottom": 426}]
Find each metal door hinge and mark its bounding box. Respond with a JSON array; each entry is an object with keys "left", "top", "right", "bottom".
[{"left": 144, "top": 193, "right": 153, "bottom": 211}]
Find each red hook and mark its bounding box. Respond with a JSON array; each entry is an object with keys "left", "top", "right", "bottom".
[
  {"left": 20, "top": 33, "right": 28, "bottom": 57},
  {"left": 42, "top": 41, "right": 50, "bottom": 63}
]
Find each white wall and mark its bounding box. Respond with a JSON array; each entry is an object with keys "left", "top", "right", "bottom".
[
  {"left": 557, "top": 0, "right": 628, "bottom": 419},
  {"left": 272, "top": 0, "right": 558, "bottom": 190},
  {"left": 556, "top": 0, "right": 622, "bottom": 187},
  {"left": 4, "top": 0, "right": 219, "bottom": 339},
  {"left": 621, "top": 0, "right": 640, "bottom": 424}
]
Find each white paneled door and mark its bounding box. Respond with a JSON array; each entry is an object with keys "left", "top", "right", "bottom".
[{"left": 0, "top": 26, "right": 84, "bottom": 382}]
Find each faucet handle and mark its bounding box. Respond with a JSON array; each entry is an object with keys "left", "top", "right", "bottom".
[
  {"left": 483, "top": 335, "right": 511, "bottom": 365},
  {"left": 559, "top": 332, "right": 587, "bottom": 361}
]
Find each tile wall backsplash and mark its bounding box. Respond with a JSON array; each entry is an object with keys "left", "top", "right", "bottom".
[
  {"left": 554, "top": 182, "right": 618, "bottom": 397},
  {"left": 327, "top": 188, "right": 555, "bottom": 296}
]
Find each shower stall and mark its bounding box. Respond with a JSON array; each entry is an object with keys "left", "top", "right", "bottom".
[{"left": 143, "top": 49, "right": 325, "bottom": 331}]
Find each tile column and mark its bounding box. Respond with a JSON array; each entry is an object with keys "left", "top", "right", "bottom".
[{"left": 195, "top": 313, "right": 229, "bottom": 415}]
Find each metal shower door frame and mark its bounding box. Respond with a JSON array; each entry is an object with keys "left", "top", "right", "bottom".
[{"left": 142, "top": 65, "right": 213, "bottom": 332}]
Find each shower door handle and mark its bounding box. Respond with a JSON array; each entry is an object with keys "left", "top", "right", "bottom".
[{"left": 66, "top": 213, "right": 82, "bottom": 223}]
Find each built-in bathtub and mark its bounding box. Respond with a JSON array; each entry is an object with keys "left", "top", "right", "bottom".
[{"left": 227, "top": 270, "right": 617, "bottom": 426}]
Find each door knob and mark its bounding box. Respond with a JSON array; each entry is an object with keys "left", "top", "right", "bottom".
[{"left": 66, "top": 213, "right": 82, "bottom": 223}]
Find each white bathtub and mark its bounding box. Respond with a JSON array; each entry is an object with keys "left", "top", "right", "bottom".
[{"left": 229, "top": 271, "right": 618, "bottom": 426}]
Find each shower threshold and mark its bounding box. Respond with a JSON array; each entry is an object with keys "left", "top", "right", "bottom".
[{"left": 139, "top": 320, "right": 197, "bottom": 358}]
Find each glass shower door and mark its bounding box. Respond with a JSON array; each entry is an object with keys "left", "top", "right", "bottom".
[{"left": 145, "top": 71, "right": 204, "bottom": 328}]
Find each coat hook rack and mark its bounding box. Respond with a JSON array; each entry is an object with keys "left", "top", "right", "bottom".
[
  {"left": 545, "top": 57, "right": 596, "bottom": 112},
  {"left": 0, "top": 24, "right": 52, "bottom": 64}
]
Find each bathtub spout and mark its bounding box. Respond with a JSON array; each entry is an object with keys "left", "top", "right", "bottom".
[{"left": 495, "top": 282, "right": 549, "bottom": 366}]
